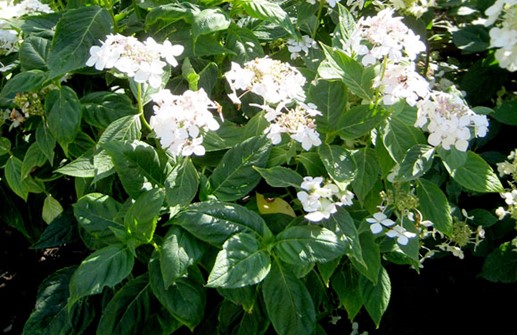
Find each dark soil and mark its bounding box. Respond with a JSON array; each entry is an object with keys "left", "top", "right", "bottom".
[{"left": 2, "top": 225, "right": 517, "bottom": 335}]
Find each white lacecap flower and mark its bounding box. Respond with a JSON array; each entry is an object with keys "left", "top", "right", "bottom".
[
  {"left": 385, "top": 225, "right": 417, "bottom": 245},
  {"left": 86, "top": 34, "right": 184, "bottom": 88},
  {"left": 297, "top": 176, "right": 355, "bottom": 222},
  {"left": 149, "top": 88, "right": 219, "bottom": 158},
  {"left": 366, "top": 212, "right": 396, "bottom": 234},
  {"left": 415, "top": 90, "right": 489, "bottom": 152},
  {"left": 224, "top": 57, "right": 306, "bottom": 106},
  {"left": 307, "top": 0, "right": 341, "bottom": 7}
]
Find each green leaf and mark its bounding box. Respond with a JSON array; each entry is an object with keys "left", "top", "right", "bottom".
[
  {"left": 192, "top": 8, "right": 230, "bottom": 38},
  {"left": 21, "top": 142, "right": 47, "bottom": 179},
  {"left": 437, "top": 146, "right": 467, "bottom": 170},
  {"left": 351, "top": 148, "right": 380, "bottom": 204},
  {"left": 124, "top": 187, "right": 165, "bottom": 244},
  {"left": 174, "top": 201, "right": 272, "bottom": 247},
  {"left": 452, "top": 25, "right": 490, "bottom": 54},
  {"left": 492, "top": 100, "right": 517, "bottom": 126},
  {"left": 149, "top": 253, "right": 206, "bottom": 331},
  {"left": 160, "top": 226, "right": 205, "bottom": 287},
  {"left": 44, "top": 87, "right": 82, "bottom": 154},
  {"left": 323, "top": 207, "right": 364, "bottom": 266},
  {"left": 81, "top": 92, "right": 138, "bottom": 129},
  {"left": 382, "top": 116, "right": 427, "bottom": 163},
  {"left": 36, "top": 125, "right": 56, "bottom": 164},
  {"left": 318, "top": 144, "right": 357, "bottom": 184},
  {"left": 47, "top": 6, "right": 113, "bottom": 77},
  {"left": 217, "top": 286, "right": 257, "bottom": 313},
  {"left": 360, "top": 267, "right": 391, "bottom": 328},
  {"left": 226, "top": 25, "right": 264, "bottom": 63},
  {"left": 145, "top": 2, "right": 200, "bottom": 26},
  {"left": 5, "top": 156, "right": 43, "bottom": 201},
  {"left": 97, "top": 275, "right": 151, "bottom": 335},
  {"left": 241, "top": 0, "right": 297, "bottom": 36},
  {"left": 480, "top": 242, "right": 517, "bottom": 283},
  {"left": 253, "top": 166, "right": 303, "bottom": 188},
  {"left": 19, "top": 35, "right": 50, "bottom": 71},
  {"left": 274, "top": 225, "right": 346, "bottom": 264},
  {"left": 22, "top": 267, "right": 75, "bottom": 335},
  {"left": 74, "top": 193, "right": 123, "bottom": 247},
  {"left": 69, "top": 244, "right": 134, "bottom": 307},
  {"left": 207, "top": 232, "right": 271, "bottom": 288},
  {"left": 416, "top": 179, "right": 452, "bottom": 235},
  {"left": 42, "top": 195, "right": 64, "bottom": 225},
  {"left": 98, "top": 115, "right": 142, "bottom": 146},
  {"left": 31, "top": 209, "right": 77, "bottom": 249},
  {"left": 331, "top": 262, "right": 363, "bottom": 321},
  {"left": 443, "top": 151, "right": 504, "bottom": 193},
  {"left": 395, "top": 145, "right": 435, "bottom": 182},
  {"left": 102, "top": 140, "right": 166, "bottom": 199},
  {"left": 164, "top": 158, "right": 199, "bottom": 208},
  {"left": 351, "top": 233, "right": 381, "bottom": 285},
  {"left": 55, "top": 151, "right": 95, "bottom": 178},
  {"left": 262, "top": 261, "right": 316, "bottom": 335},
  {"left": 308, "top": 79, "right": 347, "bottom": 134},
  {"left": 319, "top": 45, "right": 375, "bottom": 102},
  {"left": 0, "top": 70, "right": 48, "bottom": 103},
  {"left": 0, "top": 137, "right": 11, "bottom": 156},
  {"left": 209, "top": 135, "right": 271, "bottom": 201},
  {"left": 297, "top": 152, "right": 327, "bottom": 177},
  {"left": 337, "top": 105, "right": 386, "bottom": 140}
]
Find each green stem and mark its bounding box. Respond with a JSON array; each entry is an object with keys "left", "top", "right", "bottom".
[
  {"left": 136, "top": 83, "right": 152, "bottom": 134},
  {"left": 311, "top": 0, "right": 326, "bottom": 40}
]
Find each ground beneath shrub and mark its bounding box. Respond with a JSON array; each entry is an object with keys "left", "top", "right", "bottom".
[{"left": 2, "top": 226, "right": 516, "bottom": 335}]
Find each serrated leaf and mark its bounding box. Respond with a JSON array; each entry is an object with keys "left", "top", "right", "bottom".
[
  {"left": 274, "top": 225, "right": 346, "bottom": 264},
  {"left": 20, "top": 35, "right": 50, "bottom": 71},
  {"left": 160, "top": 226, "right": 205, "bottom": 287},
  {"left": 21, "top": 143, "right": 47, "bottom": 179},
  {"left": 308, "top": 79, "right": 347, "bottom": 134},
  {"left": 319, "top": 144, "right": 357, "bottom": 183},
  {"left": 443, "top": 151, "right": 504, "bottom": 193},
  {"left": 416, "top": 179, "right": 453, "bottom": 235},
  {"left": 262, "top": 261, "right": 315, "bottom": 335},
  {"left": 207, "top": 232, "right": 271, "bottom": 288},
  {"left": 81, "top": 92, "right": 138, "bottom": 129},
  {"left": 44, "top": 87, "right": 82, "bottom": 153},
  {"left": 351, "top": 148, "right": 380, "bottom": 204},
  {"left": 209, "top": 136, "right": 271, "bottom": 201},
  {"left": 48, "top": 6, "right": 113, "bottom": 77},
  {"left": 480, "top": 242, "right": 517, "bottom": 283},
  {"left": 253, "top": 165, "right": 303, "bottom": 188},
  {"left": 226, "top": 25, "right": 264, "bottom": 63},
  {"left": 148, "top": 253, "right": 205, "bottom": 330},
  {"left": 174, "top": 201, "right": 272, "bottom": 247},
  {"left": 241, "top": 0, "right": 297, "bottom": 36},
  {"left": 395, "top": 145, "right": 435, "bottom": 182},
  {"left": 360, "top": 267, "right": 391, "bottom": 328},
  {"left": 97, "top": 275, "right": 151, "bottom": 335},
  {"left": 69, "top": 244, "right": 134, "bottom": 307},
  {"left": 164, "top": 158, "right": 199, "bottom": 208}
]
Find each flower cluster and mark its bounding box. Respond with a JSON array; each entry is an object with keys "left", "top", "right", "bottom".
[
  {"left": 414, "top": 91, "right": 489, "bottom": 151},
  {"left": 307, "top": 0, "right": 340, "bottom": 7},
  {"left": 257, "top": 101, "right": 322, "bottom": 150},
  {"left": 86, "top": 34, "right": 184, "bottom": 88},
  {"left": 297, "top": 176, "right": 355, "bottom": 222},
  {"left": 484, "top": 0, "right": 517, "bottom": 72},
  {"left": 225, "top": 57, "right": 322, "bottom": 150},
  {"left": 225, "top": 57, "right": 306, "bottom": 105},
  {"left": 149, "top": 89, "right": 220, "bottom": 157},
  {"left": 378, "top": 0, "right": 435, "bottom": 18},
  {"left": 495, "top": 149, "right": 517, "bottom": 220},
  {"left": 346, "top": 8, "right": 429, "bottom": 106},
  {"left": 0, "top": 0, "right": 52, "bottom": 58},
  {"left": 286, "top": 35, "right": 317, "bottom": 60}
]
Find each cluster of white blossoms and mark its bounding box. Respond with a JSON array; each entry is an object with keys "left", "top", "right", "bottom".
[
  {"left": 366, "top": 210, "right": 417, "bottom": 246},
  {"left": 0, "top": 0, "right": 52, "bottom": 60},
  {"left": 374, "top": 0, "right": 435, "bottom": 18},
  {"left": 86, "top": 34, "right": 184, "bottom": 88},
  {"left": 346, "top": 8, "right": 429, "bottom": 106},
  {"left": 149, "top": 89, "right": 220, "bottom": 157},
  {"left": 297, "top": 176, "right": 355, "bottom": 222},
  {"left": 225, "top": 57, "right": 306, "bottom": 105},
  {"left": 484, "top": 0, "right": 517, "bottom": 72},
  {"left": 414, "top": 91, "right": 489, "bottom": 151},
  {"left": 225, "top": 57, "right": 322, "bottom": 150},
  {"left": 286, "top": 35, "right": 317, "bottom": 60},
  {"left": 257, "top": 101, "right": 322, "bottom": 150}
]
